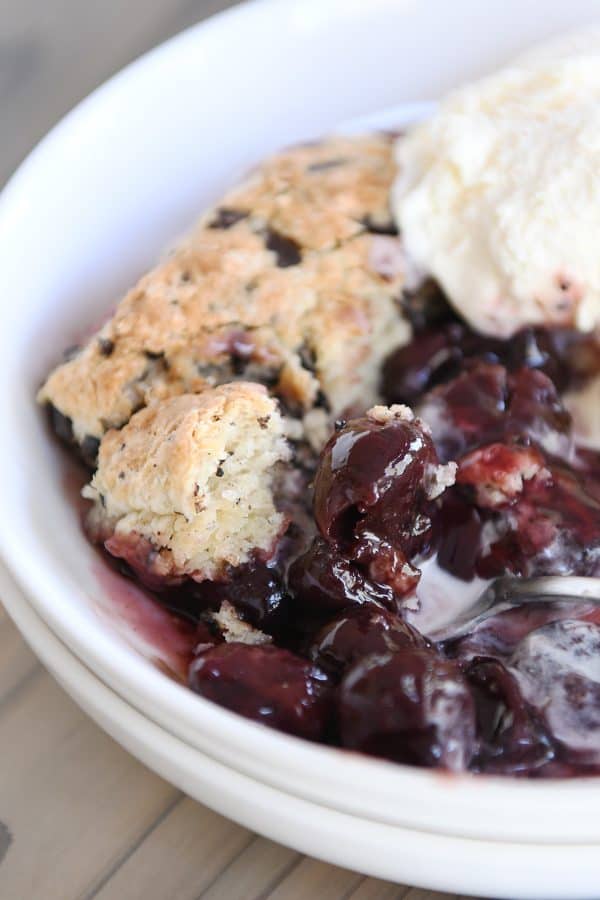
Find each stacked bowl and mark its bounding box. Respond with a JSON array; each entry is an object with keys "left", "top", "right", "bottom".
[{"left": 1, "top": 1, "right": 600, "bottom": 895}]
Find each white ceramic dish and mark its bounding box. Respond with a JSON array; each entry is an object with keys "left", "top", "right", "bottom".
[
  {"left": 5, "top": 561, "right": 600, "bottom": 900},
  {"left": 1, "top": 0, "right": 600, "bottom": 859}
]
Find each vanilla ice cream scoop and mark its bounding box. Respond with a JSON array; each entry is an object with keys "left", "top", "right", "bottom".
[{"left": 393, "top": 39, "right": 600, "bottom": 338}]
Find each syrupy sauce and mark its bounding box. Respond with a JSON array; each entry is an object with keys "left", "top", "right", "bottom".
[
  {"left": 92, "top": 561, "right": 197, "bottom": 683},
  {"left": 60, "top": 459, "right": 196, "bottom": 683},
  {"left": 52, "top": 282, "right": 600, "bottom": 776}
]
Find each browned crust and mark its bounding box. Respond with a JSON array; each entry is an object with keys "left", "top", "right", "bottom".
[{"left": 39, "top": 135, "right": 409, "bottom": 445}]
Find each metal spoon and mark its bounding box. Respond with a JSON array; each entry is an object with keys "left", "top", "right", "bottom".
[{"left": 432, "top": 575, "right": 600, "bottom": 642}]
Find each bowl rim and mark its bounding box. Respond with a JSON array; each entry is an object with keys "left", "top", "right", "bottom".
[{"left": 2, "top": 0, "right": 600, "bottom": 846}]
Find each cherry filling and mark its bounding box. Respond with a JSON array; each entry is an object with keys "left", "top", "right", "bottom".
[
  {"left": 309, "top": 605, "right": 430, "bottom": 681},
  {"left": 466, "top": 657, "right": 555, "bottom": 775},
  {"left": 383, "top": 284, "right": 600, "bottom": 405},
  {"left": 408, "top": 355, "right": 600, "bottom": 583},
  {"left": 473, "top": 460, "right": 600, "bottom": 579},
  {"left": 287, "top": 537, "right": 398, "bottom": 618},
  {"left": 338, "top": 648, "right": 476, "bottom": 770},
  {"left": 57, "top": 272, "right": 600, "bottom": 775},
  {"left": 161, "top": 563, "right": 291, "bottom": 637},
  {"left": 416, "top": 363, "right": 572, "bottom": 464},
  {"left": 312, "top": 410, "right": 446, "bottom": 596},
  {"left": 188, "top": 643, "right": 332, "bottom": 741},
  {"left": 510, "top": 620, "right": 600, "bottom": 767}
]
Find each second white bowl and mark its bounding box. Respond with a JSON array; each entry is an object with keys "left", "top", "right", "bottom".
[{"left": 2, "top": 0, "right": 600, "bottom": 849}]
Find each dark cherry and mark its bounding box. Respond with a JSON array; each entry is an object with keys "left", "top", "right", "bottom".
[
  {"left": 510, "top": 620, "right": 600, "bottom": 766},
  {"left": 382, "top": 303, "right": 600, "bottom": 407},
  {"left": 418, "top": 364, "right": 572, "bottom": 463},
  {"left": 505, "top": 368, "right": 572, "bottom": 458},
  {"left": 398, "top": 279, "right": 458, "bottom": 334},
  {"left": 194, "top": 620, "right": 222, "bottom": 652},
  {"left": 419, "top": 355, "right": 597, "bottom": 580},
  {"left": 313, "top": 411, "right": 442, "bottom": 594},
  {"left": 477, "top": 461, "right": 600, "bottom": 579},
  {"left": 220, "top": 565, "right": 290, "bottom": 635},
  {"left": 162, "top": 564, "right": 290, "bottom": 636},
  {"left": 189, "top": 643, "right": 331, "bottom": 741},
  {"left": 287, "top": 537, "right": 398, "bottom": 616},
  {"left": 504, "top": 327, "right": 600, "bottom": 390},
  {"left": 438, "top": 450, "right": 600, "bottom": 582},
  {"left": 466, "top": 657, "right": 554, "bottom": 775},
  {"left": 382, "top": 324, "right": 466, "bottom": 406},
  {"left": 338, "top": 648, "right": 476, "bottom": 770},
  {"left": 434, "top": 490, "right": 484, "bottom": 582},
  {"left": 417, "top": 363, "right": 508, "bottom": 462},
  {"left": 309, "top": 606, "right": 429, "bottom": 680}
]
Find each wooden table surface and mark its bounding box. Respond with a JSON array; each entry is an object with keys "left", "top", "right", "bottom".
[{"left": 1, "top": 2, "right": 474, "bottom": 897}]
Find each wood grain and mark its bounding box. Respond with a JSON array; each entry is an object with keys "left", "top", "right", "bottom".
[
  {"left": 0, "top": 662, "right": 177, "bottom": 899},
  {"left": 348, "top": 882, "right": 408, "bottom": 900},
  {"left": 267, "top": 858, "right": 364, "bottom": 900},
  {"left": 90, "top": 798, "right": 251, "bottom": 900},
  {"left": 1, "top": 1, "right": 465, "bottom": 897},
  {"left": 199, "top": 836, "right": 300, "bottom": 900}
]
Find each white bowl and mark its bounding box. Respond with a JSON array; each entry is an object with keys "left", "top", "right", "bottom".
[
  {"left": 6, "top": 561, "right": 600, "bottom": 900},
  {"left": 1, "top": 0, "right": 600, "bottom": 866}
]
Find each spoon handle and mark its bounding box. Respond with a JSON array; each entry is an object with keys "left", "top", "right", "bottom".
[
  {"left": 491, "top": 575, "right": 600, "bottom": 603},
  {"left": 432, "top": 575, "right": 600, "bottom": 642}
]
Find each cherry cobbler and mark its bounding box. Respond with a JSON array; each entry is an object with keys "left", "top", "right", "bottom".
[{"left": 39, "top": 134, "right": 600, "bottom": 777}]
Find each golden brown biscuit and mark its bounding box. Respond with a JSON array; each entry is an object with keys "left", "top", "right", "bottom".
[
  {"left": 39, "top": 135, "right": 410, "bottom": 454},
  {"left": 83, "top": 384, "right": 291, "bottom": 585}
]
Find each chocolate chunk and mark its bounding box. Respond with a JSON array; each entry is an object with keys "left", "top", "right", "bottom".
[
  {"left": 307, "top": 157, "right": 348, "bottom": 172},
  {"left": 49, "top": 404, "right": 74, "bottom": 444},
  {"left": 314, "top": 390, "right": 330, "bottom": 412},
  {"left": 398, "top": 280, "right": 457, "bottom": 333},
  {"left": 362, "top": 215, "right": 399, "bottom": 236},
  {"left": 80, "top": 435, "right": 100, "bottom": 468},
  {"left": 230, "top": 354, "right": 247, "bottom": 376},
  {"left": 208, "top": 208, "right": 249, "bottom": 230},
  {"left": 48, "top": 404, "right": 99, "bottom": 468},
  {"left": 298, "top": 342, "right": 317, "bottom": 373},
  {"left": 265, "top": 229, "right": 302, "bottom": 267},
  {"left": 98, "top": 337, "right": 115, "bottom": 357}
]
